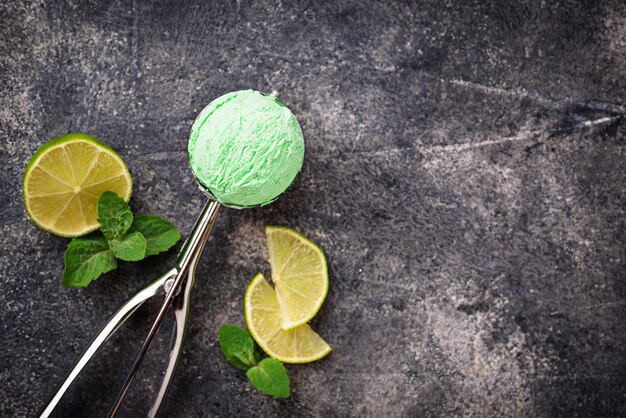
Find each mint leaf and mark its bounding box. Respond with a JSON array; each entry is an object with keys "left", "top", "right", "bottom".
[
  {"left": 130, "top": 215, "right": 181, "bottom": 256},
  {"left": 218, "top": 325, "right": 260, "bottom": 371},
  {"left": 62, "top": 232, "right": 117, "bottom": 288},
  {"left": 246, "top": 358, "right": 290, "bottom": 398},
  {"left": 97, "top": 191, "right": 133, "bottom": 240},
  {"left": 109, "top": 231, "right": 146, "bottom": 261},
  {"left": 59, "top": 192, "right": 181, "bottom": 288}
]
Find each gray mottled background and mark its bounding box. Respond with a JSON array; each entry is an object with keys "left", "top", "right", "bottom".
[{"left": 1, "top": 1, "right": 625, "bottom": 417}]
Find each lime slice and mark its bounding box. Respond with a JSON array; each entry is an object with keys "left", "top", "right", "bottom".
[
  {"left": 245, "top": 273, "right": 331, "bottom": 363},
  {"left": 23, "top": 133, "right": 132, "bottom": 237},
  {"left": 265, "top": 226, "right": 329, "bottom": 330}
]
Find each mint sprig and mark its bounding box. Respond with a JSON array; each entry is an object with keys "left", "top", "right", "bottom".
[
  {"left": 218, "top": 324, "right": 290, "bottom": 398},
  {"left": 61, "top": 191, "right": 181, "bottom": 287}
]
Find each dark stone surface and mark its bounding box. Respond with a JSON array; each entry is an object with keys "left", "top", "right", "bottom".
[{"left": 1, "top": 1, "right": 625, "bottom": 417}]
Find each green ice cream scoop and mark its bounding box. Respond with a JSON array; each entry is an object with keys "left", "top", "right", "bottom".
[{"left": 188, "top": 90, "right": 305, "bottom": 208}]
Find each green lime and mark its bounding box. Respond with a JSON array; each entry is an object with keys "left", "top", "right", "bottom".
[
  {"left": 23, "top": 133, "right": 132, "bottom": 237},
  {"left": 265, "top": 226, "right": 329, "bottom": 330},
  {"left": 245, "top": 273, "right": 331, "bottom": 363}
]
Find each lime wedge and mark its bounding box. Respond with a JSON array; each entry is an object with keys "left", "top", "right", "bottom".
[
  {"left": 245, "top": 273, "right": 331, "bottom": 363},
  {"left": 23, "top": 133, "right": 132, "bottom": 237},
  {"left": 265, "top": 226, "right": 329, "bottom": 330}
]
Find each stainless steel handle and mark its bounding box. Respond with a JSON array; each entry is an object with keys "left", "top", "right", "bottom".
[
  {"left": 38, "top": 268, "right": 177, "bottom": 418},
  {"left": 108, "top": 200, "right": 221, "bottom": 417},
  {"left": 39, "top": 200, "right": 221, "bottom": 418},
  {"left": 148, "top": 266, "right": 194, "bottom": 418}
]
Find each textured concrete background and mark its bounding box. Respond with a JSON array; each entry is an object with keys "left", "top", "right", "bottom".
[{"left": 1, "top": 1, "right": 625, "bottom": 417}]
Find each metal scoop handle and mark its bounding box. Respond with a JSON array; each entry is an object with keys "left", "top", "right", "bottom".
[{"left": 38, "top": 200, "right": 221, "bottom": 418}]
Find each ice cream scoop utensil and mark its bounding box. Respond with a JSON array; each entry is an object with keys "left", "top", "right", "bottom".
[{"left": 39, "top": 200, "right": 221, "bottom": 418}]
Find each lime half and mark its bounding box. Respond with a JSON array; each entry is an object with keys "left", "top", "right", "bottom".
[
  {"left": 23, "top": 133, "right": 132, "bottom": 237},
  {"left": 245, "top": 273, "right": 331, "bottom": 363},
  {"left": 266, "top": 226, "right": 329, "bottom": 330}
]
